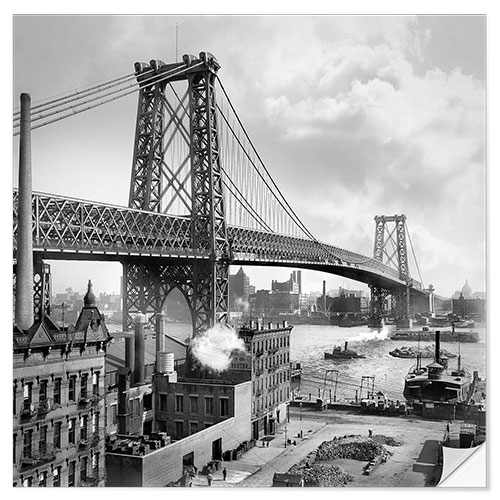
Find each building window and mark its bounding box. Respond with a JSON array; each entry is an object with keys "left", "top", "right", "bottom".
[
  {"left": 80, "top": 414, "right": 88, "bottom": 441},
  {"left": 204, "top": 397, "right": 214, "bottom": 415},
  {"left": 23, "top": 429, "right": 32, "bottom": 458},
  {"left": 111, "top": 404, "right": 117, "bottom": 425},
  {"left": 175, "top": 420, "right": 184, "bottom": 438},
  {"left": 175, "top": 394, "right": 184, "bottom": 412},
  {"left": 68, "top": 418, "right": 76, "bottom": 444},
  {"left": 53, "top": 466, "right": 61, "bottom": 487},
  {"left": 190, "top": 396, "right": 198, "bottom": 413},
  {"left": 80, "top": 456, "right": 88, "bottom": 483},
  {"left": 159, "top": 394, "right": 168, "bottom": 412},
  {"left": 189, "top": 421, "right": 198, "bottom": 435},
  {"left": 92, "top": 372, "right": 100, "bottom": 396},
  {"left": 92, "top": 452, "right": 99, "bottom": 474},
  {"left": 220, "top": 398, "right": 229, "bottom": 417},
  {"left": 68, "top": 461, "right": 76, "bottom": 487},
  {"left": 39, "top": 379, "right": 48, "bottom": 401},
  {"left": 38, "top": 471, "right": 47, "bottom": 487},
  {"left": 54, "top": 422, "right": 62, "bottom": 449},
  {"left": 39, "top": 425, "right": 47, "bottom": 454},
  {"left": 68, "top": 376, "right": 76, "bottom": 402},
  {"left": 22, "top": 477, "right": 32, "bottom": 487},
  {"left": 81, "top": 374, "right": 88, "bottom": 399},
  {"left": 54, "top": 378, "right": 62, "bottom": 405}
]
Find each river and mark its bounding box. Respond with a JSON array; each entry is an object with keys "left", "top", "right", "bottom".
[{"left": 118, "top": 321, "right": 486, "bottom": 403}]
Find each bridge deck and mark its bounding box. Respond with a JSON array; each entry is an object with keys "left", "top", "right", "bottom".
[{"left": 13, "top": 190, "right": 422, "bottom": 292}]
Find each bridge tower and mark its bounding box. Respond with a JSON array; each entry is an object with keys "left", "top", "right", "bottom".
[
  {"left": 371, "top": 215, "right": 414, "bottom": 327},
  {"left": 123, "top": 52, "right": 230, "bottom": 346}
]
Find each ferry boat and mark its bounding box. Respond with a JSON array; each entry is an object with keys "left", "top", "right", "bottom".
[
  {"left": 324, "top": 341, "right": 366, "bottom": 359},
  {"left": 390, "top": 325, "right": 479, "bottom": 343},
  {"left": 403, "top": 331, "right": 475, "bottom": 404}
]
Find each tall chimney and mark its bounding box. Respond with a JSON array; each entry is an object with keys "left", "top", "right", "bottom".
[
  {"left": 435, "top": 330, "right": 441, "bottom": 364},
  {"left": 134, "top": 313, "right": 147, "bottom": 385},
  {"left": 322, "top": 280, "right": 326, "bottom": 310},
  {"left": 156, "top": 311, "right": 167, "bottom": 353},
  {"left": 15, "top": 93, "right": 34, "bottom": 331}
]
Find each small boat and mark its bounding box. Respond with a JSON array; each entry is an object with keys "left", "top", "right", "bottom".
[
  {"left": 324, "top": 341, "right": 366, "bottom": 359},
  {"left": 389, "top": 345, "right": 457, "bottom": 359}
]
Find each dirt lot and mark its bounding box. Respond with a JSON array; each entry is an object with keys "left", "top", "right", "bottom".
[{"left": 287, "top": 408, "right": 448, "bottom": 487}]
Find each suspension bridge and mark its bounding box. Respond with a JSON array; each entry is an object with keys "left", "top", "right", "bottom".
[{"left": 13, "top": 51, "right": 429, "bottom": 337}]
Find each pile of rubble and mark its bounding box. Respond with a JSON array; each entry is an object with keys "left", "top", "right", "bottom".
[
  {"left": 372, "top": 434, "right": 402, "bottom": 447},
  {"left": 315, "top": 436, "right": 393, "bottom": 463},
  {"left": 288, "top": 463, "right": 354, "bottom": 487}
]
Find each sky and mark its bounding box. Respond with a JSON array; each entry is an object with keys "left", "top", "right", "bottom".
[{"left": 10, "top": 14, "right": 488, "bottom": 298}]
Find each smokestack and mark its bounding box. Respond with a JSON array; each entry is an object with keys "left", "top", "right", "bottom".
[
  {"left": 344, "top": 341, "right": 348, "bottom": 351},
  {"left": 156, "top": 312, "right": 167, "bottom": 353},
  {"left": 15, "top": 93, "right": 34, "bottom": 331},
  {"left": 435, "top": 330, "right": 441, "bottom": 364},
  {"left": 322, "top": 280, "right": 326, "bottom": 310},
  {"left": 134, "top": 313, "right": 147, "bottom": 385},
  {"left": 297, "top": 270, "right": 302, "bottom": 294}
]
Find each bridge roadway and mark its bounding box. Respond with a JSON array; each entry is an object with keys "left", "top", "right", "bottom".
[{"left": 12, "top": 190, "right": 423, "bottom": 293}]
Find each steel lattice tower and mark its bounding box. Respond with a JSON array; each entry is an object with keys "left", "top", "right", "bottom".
[
  {"left": 371, "top": 215, "right": 413, "bottom": 324},
  {"left": 124, "top": 53, "right": 229, "bottom": 342}
]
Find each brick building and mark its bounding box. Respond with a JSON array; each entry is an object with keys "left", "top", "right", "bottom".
[
  {"left": 13, "top": 281, "right": 111, "bottom": 487},
  {"left": 238, "top": 321, "right": 292, "bottom": 439}
]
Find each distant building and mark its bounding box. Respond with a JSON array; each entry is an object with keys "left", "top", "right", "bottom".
[
  {"left": 271, "top": 272, "right": 300, "bottom": 293},
  {"left": 452, "top": 294, "right": 486, "bottom": 321},
  {"left": 229, "top": 267, "right": 250, "bottom": 311}
]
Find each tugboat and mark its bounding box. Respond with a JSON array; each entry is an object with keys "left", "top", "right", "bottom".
[
  {"left": 389, "top": 345, "right": 457, "bottom": 359},
  {"left": 324, "top": 341, "right": 366, "bottom": 359},
  {"left": 403, "top": 331, "right": 475, "bottom": 403}
]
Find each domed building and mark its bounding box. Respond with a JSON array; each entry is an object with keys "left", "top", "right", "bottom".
[{"left": 461, "top": 279, "right": 473, "bottom": 298}]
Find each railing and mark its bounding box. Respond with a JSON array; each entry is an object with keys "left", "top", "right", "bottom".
[
  {"left": 78, "top": 468, "right": 106, "bottom": 487},
  {"left": 19, "top": 445, "right": 56, "bottom": 470},
  {"left": 20, "top": 401, "right": 36, "bottom": 420}
]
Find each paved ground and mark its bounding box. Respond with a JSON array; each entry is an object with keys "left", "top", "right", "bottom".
[{"left": 191, "top": 407, "right": 456, "bottom": 488}]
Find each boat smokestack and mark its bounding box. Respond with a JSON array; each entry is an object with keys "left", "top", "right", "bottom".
[
  {"left": 435, "top": 330, "right": 441, "bottom": 364},
  {"left": 15, "top": 93, "right": 34, "bottom": 331},
  {"left": 344, "top": 341, "right": 348, "bottom": 351}
]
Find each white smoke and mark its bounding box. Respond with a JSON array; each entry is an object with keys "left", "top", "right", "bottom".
[
  {"left": 191, "top": 323, "right": 246, "bottom": 372},
  {"left": 234, "top": 297, "right": 250, "bottom": 313},
  {"left": 348, "top": 324, "right": 390, "bottom": 342}
]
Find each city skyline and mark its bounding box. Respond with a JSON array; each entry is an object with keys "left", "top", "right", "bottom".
[{"left": 12, "top": 15, "right": 485, "bottom": 299}]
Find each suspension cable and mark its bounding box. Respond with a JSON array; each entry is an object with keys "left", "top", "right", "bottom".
[
  {"left": 13, "top": 65, "right": 189, "bottom": 129},
  {"left": 13, "top": 71, "right": 139, "bottom": 119},
  {"left": 406, "top": 224, "right": 424, "bottom": 287},
  {"left": 13, "top": 62, "right": 203, "bottom": 136},
  {"left": 216, "top": 77, "right": 316, "bottom": 240}
]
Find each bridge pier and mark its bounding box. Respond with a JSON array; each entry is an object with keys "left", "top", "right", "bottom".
[{"left": 122, "top": 258, "right": 229, "bottom": 376}]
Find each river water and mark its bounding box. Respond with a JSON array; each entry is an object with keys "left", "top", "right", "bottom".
[
  {"left": 139, "top": 321, "right": 487, "bottom": 403},
  {"left": 289, "top": 324, "right": 486, "bottom": 403}
]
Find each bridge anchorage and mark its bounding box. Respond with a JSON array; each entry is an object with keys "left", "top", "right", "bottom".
[{"left": 13, "top": 51, "right": 432, "bottom": 371}]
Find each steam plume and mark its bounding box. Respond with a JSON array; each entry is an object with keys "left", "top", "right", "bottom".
[
  {"left": 348, "top": 323, "right": 389, "bottom": 342},
  {"left": 191, "top": 323, "right": 246, "bottom": 372}
]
